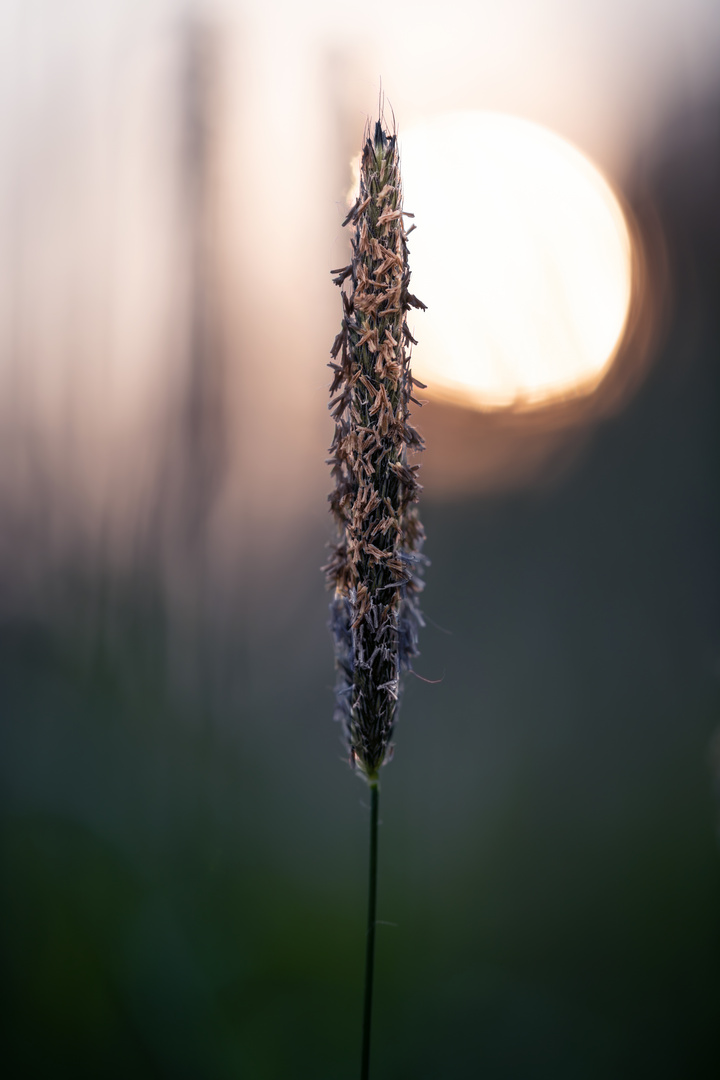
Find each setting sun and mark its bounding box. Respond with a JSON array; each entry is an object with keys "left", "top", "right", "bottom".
[{"left": 396, "top": 112, "right": 633, "bottom": 410}]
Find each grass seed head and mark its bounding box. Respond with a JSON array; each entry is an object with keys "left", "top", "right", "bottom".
[{"left": 325, "top": 116, "right": 427, "bottom": 781}]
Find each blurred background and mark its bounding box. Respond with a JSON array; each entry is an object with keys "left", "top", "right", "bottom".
[{"left": 1, "top": 1, "right": 719, "bottom": 1077}]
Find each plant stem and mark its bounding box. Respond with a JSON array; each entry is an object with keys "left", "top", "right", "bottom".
[{"left": 361, "top": 780, "right": 379, "bottom": 1080}]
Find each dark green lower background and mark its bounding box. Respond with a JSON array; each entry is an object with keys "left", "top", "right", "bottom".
[{"left": 2, "top": 401, "right": 719, "bottom": 1078}]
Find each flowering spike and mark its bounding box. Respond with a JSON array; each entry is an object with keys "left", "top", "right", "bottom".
[{"left": 325, "top": 115, "right": 427, "bottom": 781}]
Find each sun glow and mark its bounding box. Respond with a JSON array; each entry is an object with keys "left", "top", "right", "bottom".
[{"left": 395, "top": 112, "right": 633, "bottom": 410}]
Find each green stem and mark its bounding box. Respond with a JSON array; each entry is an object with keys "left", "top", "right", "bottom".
[{"left": 361, "top": 780, "right": 379, "bottom": 1080}]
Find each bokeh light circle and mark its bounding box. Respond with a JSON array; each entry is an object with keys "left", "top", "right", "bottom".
[{"left": 398, "top": 112, "right": 633, "bottom": 410}]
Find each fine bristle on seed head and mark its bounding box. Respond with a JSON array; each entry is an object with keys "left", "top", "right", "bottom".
[{"left": 325, "top": 114, "right": 427, "bottom": 781}]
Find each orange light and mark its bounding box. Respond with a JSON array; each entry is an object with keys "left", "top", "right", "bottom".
[{"left": 392, "top": 112, "right": 633, "bottom": 411}]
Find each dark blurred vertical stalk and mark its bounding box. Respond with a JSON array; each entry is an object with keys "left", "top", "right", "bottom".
[
  {"left": 177, "top": 15, "right": 226, "bottom": 549},
  {"left": 161, "top": 15, "right": 228, "bottom": 711}
]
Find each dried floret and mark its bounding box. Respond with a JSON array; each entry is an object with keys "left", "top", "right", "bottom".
[{"left": 324, "top": 117, "right": 427, "bottom": 780}]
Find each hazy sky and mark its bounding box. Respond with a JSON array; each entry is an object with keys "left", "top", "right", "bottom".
[
  {"left": 0, "top": 0, "right": 718, "bottom": 563},
  {"left": 3, "top": 0, "right": 720, "bottom": 173}
]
